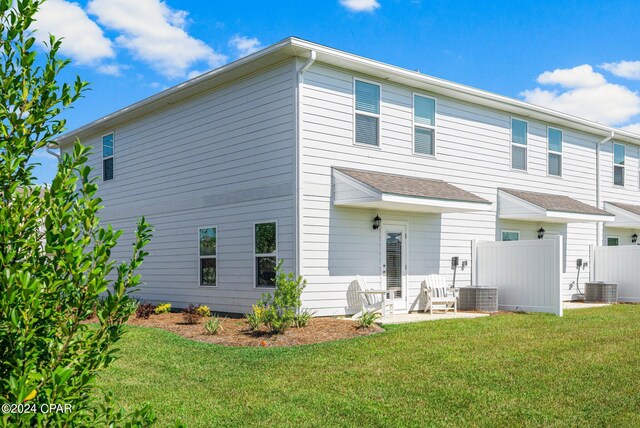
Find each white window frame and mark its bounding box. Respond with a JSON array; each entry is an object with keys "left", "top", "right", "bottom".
[
  {"left": 412, "top": 93, "right": 437, "bottom": 157},
  {"left": 501, "top": 229, "right": 520, "bottom": 241},
  {"left": 102, "top": 132, "right": 114, "bottom": 182},
  {"left": 198, "top": 226, "right": 217, "bottom": 287},
  {"left": 510, "top": 117, "right": 528, "bottom": 172},
  {"left": 253, "top": 220, "right": 278, "bottom": 288},
  {"left": 606, "top": 236, "right": 619, "bottom": 246},
  {"left": 353, "top": 77, "right": 381, "bottom": 149},
  {"left": 547, "top": 126, "right": 563, "bottom": 177},
  {"left": 613, "top": 143, "right": 625, "bottom": 187}
]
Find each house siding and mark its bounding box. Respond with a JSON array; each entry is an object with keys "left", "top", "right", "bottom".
[{"left": 63, "top": 60, "right": 297, "bottom": 313}]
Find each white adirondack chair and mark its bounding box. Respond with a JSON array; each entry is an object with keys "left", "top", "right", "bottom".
[
  {"left": 423, "top": 274, "right": 457, "bottom": 314},
  {"left": 351, "top": 275, "right": 395, "bottom": 318}
]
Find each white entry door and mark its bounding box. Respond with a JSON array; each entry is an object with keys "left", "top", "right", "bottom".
[{"left": 381, "top": 224, "right": 407, "bottom": 310}]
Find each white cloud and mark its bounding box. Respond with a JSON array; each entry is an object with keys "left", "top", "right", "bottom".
[
  {"left": 621, "top": 123, "right": 640, "bottom": 135},
  {"left": 600, "top": 60, "right": 640, "bottom": 80},
  {"left": 96, "top": 63, "right": 123, "bottom": 76},
  {"left": 340, "top": 0, "right": 380, "bottom": 12},
  {"left": 187, "top": 69, "right": 206, "bottom": 80},
  {"left": 521, "top": 65, "right": 640, "bottom": 126},
  {"left": 229, "top": 35, "right": 262, "bottom": 58},
  {"left": 87, "top": 0, "right": 227, "bottom": 78},
  {"left": 537, "top": 65, "right": 606, "bottom": 88},
  {"left": 33, "top": 0, "right": 114, "bottom": 65}
]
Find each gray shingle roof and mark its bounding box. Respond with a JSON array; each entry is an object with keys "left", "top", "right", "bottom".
[
  {"left": 334, "top": 167, "right": 490, "bottom": 204},
  {"left": 500, "top": 188, "right": 610, "bottom": 216},
  {"left": 606, "top": 201, "right": 640, "bottom": 217}
]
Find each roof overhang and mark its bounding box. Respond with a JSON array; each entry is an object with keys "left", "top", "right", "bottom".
[
  {"left": 604, "top": 202, "right": 640, "bottom": 229},
  {"left": 333, "top": 169, "right": 492, "bottom": 214},
  {"left": 56, "top": 37, "right": 640, "bottom": 148},
  {"left": 498, "top": 190, "right": 614, "bottom": 223}
]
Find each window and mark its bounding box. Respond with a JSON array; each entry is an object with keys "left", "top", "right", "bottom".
[
  {"left": 102, "top": 133, "right": 114, "bottom": 181},
  {"left": 501, "top": 230, "right": 520, "bottom": 241},
  {"left": 413, "top": 94, "right": 436, "bottom": 155},
  {"left": 511, "top": 118, "right": 527, "bottom": 171},
  {"left": 614, "top": 143, "right": 625, "bottom": 186},
  {"left": 354, "top": 80, "right": 380, "bottom": 146},
  {"left": 199, "top": 227, "right": 217, "bottom": 286},
  {"left": 548, "top": 127, "right": 562, "bottom": 176},
  {"left": 607, "top": 236, "right": 619, "bottom": 246},
  {"left": 255, "top": 222, "right": 277, "bottom": 287}
]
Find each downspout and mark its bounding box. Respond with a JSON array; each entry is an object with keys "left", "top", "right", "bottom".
[
  {"left": 46, "top": 144, "right": 61, "bottom": 161},
  {"left": 295, "top": 50, "right": 316, "bottom": 279},
  {"left": 595, "top": 131, "right": 614, "bottom": 246}
]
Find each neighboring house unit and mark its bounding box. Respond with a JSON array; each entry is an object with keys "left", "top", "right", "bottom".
[{"left": 56, "top": 38, "right": 640, "bottom": 316}]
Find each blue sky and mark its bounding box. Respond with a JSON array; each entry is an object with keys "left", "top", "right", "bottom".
[{"left": 30, "top": 0, "right": 640, "bottom": 183}]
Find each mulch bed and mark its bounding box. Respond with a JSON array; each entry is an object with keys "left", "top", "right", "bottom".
[{"left": 127, "top": 313, "right": 383, "bottom": 347}]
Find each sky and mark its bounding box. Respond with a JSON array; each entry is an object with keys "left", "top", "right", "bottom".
[{"left": 27, "top": 0, "right": 640, "bottom": 183}]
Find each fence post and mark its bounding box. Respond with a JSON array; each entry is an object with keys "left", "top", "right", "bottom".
[
  {"left": 470, "top": 239, "right": 477, "bottom": 286},
  {"left": 556, "top": 235, "right": 563, "bottom": 317}
]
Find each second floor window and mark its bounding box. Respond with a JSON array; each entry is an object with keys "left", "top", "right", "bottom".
[
  {"left": 414, "top": 95, "right": 436, "bottom": 156},
  {"left": 511, "top": 118, "right": 527, "bottom": 171},
  {"left": 354, "top": 80, "right": 380, "bottom": 146},
  {"left": 102, "top": 133, "right": 114, "bottom": 181},
  {"left": 548, "top": 127, "right": 563, "bottom": 176},
  {"left": 614, "top": 143, "right": 625, "bottom": 186}
]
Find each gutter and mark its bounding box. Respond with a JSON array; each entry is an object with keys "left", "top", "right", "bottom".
[
  {"left": 295, "top": 50, "right": 316, "bottom": 279},
  {"left": 595, "top": 131, "right": 615, "bottom": 246}
]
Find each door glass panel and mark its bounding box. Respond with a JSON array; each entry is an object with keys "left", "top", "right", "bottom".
[{"left": 386, "top": 231, "right": 402, "bottom": 298}]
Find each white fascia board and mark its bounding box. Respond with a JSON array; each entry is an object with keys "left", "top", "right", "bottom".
[{"left": 545, "top": 210, "right": 615, "bottom": 223}]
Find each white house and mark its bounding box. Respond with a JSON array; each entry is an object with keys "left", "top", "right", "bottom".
[{"left": 57, "top": 38, "right": 640, "bottom": 316}]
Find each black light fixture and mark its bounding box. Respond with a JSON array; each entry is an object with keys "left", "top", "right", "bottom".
[
  {"left": 537, "top": 227, "right": 545, "bottom": 239},
  {"left": 372, "top": 215, "right": 382, "bottom": 230},
  {"left": 632, "top": 233, "right": 638, "bottom": 244}
]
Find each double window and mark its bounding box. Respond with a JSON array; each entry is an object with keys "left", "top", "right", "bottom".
[
  {"left": 501, "top": 230, "right": 520, "bottom": 241},
  {"left": 413, "top": 95, "right": 436, "bottom": 156},
  {"left": 548, "top": 127, "right": 563, "bottom": 176},
  {"left": 613, "top": 143, "right": 625, "bottom": 186},
  {"left": 511, "top": 118, "right": 527, "bottom": 171},
  {"left": 354, "top": 80, "right": 380, "bottom": 147},
  {"left": 102, "top": 133, "right": 114, "bottom": 181},
  {"left": 199, "top": 227, "right": 217, "bottom": 286},
  {"left": 255, "top": 222, "right": 277, "bottom": 287}
]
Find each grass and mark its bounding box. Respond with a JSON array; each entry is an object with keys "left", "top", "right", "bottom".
[{"left": 98, "top": 305, "right": 640, "bottom": 427}]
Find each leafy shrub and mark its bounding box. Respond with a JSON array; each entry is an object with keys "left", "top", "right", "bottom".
[
  {"left": 245, "top": 304, "right": 264, "bottom": 331},
  {"left": 195, "top": 305, "right": 211, "bottom": 318},
  {"left": 293, "top": 309, "right": 316, "bottom": 328},
  {"left": 204, "top": 317, "right": 223, "bottom": 335},
  {"left": 154, "top": 303, "right": 171, "bottom": 314},
  {"left": 182, "top": 305, "right": 200, "bottom": 324},
  {"left": 136, "top": 302, "right": 155, "bottom": 319},
  {"left": 255, "top": 260, "right": 307, "bottom": 334},
  {"left": 357, "top": 310, "right": 380, "bottom": 329}
]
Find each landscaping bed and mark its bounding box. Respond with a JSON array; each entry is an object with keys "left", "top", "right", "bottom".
[{"left": 127, "top": 313, "right": 382, "bottom": 347}]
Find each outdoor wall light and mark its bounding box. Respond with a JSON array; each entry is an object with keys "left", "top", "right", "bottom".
[
  {"left": 372, "top": 215, "right": 382, "bottom": 230},
  {"left": 632, "top": 233, "right": 638, "bottom": 244},
  {"left": 537, "top": 227, "right": 545, "bottom": 239}
]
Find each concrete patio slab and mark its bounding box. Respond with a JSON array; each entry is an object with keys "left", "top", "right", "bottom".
[
  {"left": 377, "top": 311, "right": 490, "bottom": 325},
  {"left": 563, "top": 301, "right": 612, "bottom": 310}
]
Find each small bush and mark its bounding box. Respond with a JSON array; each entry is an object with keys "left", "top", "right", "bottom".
[
  {"left": 204, "top": 317, "right": 223, "bottom": 335},
  {"left": 154, "top": 303, "right": 171, "bottom": 314},
  {"left": 293, "top": 309, "right": 316, "bottom": 328},
  {"left": 182, "top": 305, "right": 202, "bottom": 324},
  {"left": 357, "top": 310, "right": 380, "bottom": 329},
  {"left": 195, "top": 305, "right": 211, "bottom": 318},
  {"left": 136, "top": 302, "right": 155, "bottom": 319}
]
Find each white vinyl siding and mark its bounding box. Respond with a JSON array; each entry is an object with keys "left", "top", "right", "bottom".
[
  {"left": 548, "top": 127, "right": 562, "bottom": 177},
  {"left": 511, "top": 118, "right": 527, "bottom": 171},
  {"left": 614, "top": 143, "right": 625, "bottom": 186},
  {"left": 199, "top": 227, "right": 217, "bottom": 286},
  {"left": 501, "top": 230, "right": 520, "bottom": 241},
  {"left": 102, "top": 133, "right": 114, "bottom": 181},
  {"left": 354, "top": 80, "right": 380, "bottom": 147},
  {"left": 255, "top": 222, "right": 277, "bottom": 287},
  {"left": 413, "top": 94, "right": 436, "bottom": 156}
]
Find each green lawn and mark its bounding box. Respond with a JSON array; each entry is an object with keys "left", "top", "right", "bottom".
[{"left": 98, "top": 306, "right": 640, "bottom": 427}]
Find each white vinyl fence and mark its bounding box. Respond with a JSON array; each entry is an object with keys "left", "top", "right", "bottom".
[
  {"left": 472, "top": 236, "right": 563, "bottom": 316},
  {"left": 591, "top": 245, "right": 640, "bottom": 302}
]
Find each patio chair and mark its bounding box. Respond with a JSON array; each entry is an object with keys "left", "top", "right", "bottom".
[
  {"left": 423, "top": 274, "right": 457, "bottom": 315},
  {"left": 351, "top": 275, "right": 395, "bottom": 319}
]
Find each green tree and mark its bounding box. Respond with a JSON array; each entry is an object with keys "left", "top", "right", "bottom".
[{"left": 0, "top": 1, "right": 155, "bottom": 426}]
